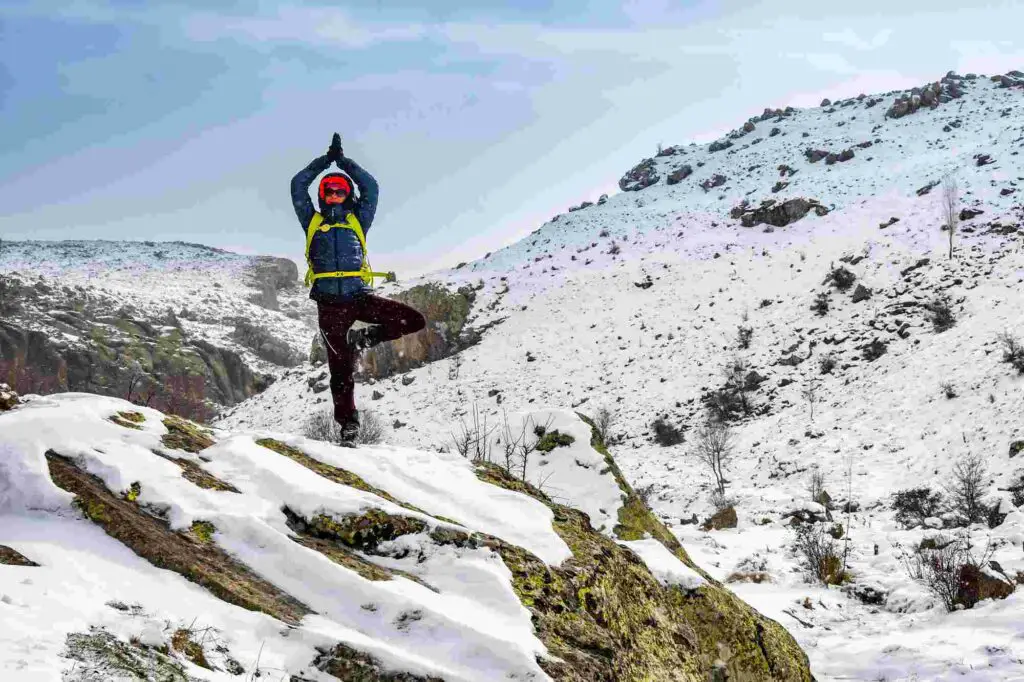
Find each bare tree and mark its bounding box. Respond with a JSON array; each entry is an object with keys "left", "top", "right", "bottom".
[
  {"left": 590, "top": 406, "right": 615, "bottom": 445},
  {"left": 497, "top": 411, "right": 552, "bottom": 480},
  {"left": 801, "top": 372, "right": 819, "bottom": 422},
  {"left": 807, "top": 467, "right": 826, "bottom": 503},
  {"left": 945, "top": 451, "right": 988, "bottom": 525},
  {"left": 941, "top": 174, "right": 959, "bottom": 260},
  {"left": 692, "top": 419, "right": 734, "bottom": 495}
]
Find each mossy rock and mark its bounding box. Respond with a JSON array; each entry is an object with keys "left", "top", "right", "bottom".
[
  {"left": 702, "top": 506, "right": 738, "bottom": 531},
  {"left": 256, "top": 438, "right": 433, "bottom": 517},
  {"left": 162, "top": 416, "right": 215, "bottom": 453},
  {"left": 0, "top": 544, "right": 39, "bottom": 567},
  {"left": 470, "top": 418, "right": 813, "bottom": 681},
  {"left": 312, "top": 642, "right": 445, "bottom": 681},
  {"left": 189, "top": 520, "right": 216, "bottom": 543},
  {"left": 63, "top": 627, "right": 205, "bottom": 681},
  {"left": 304, "top": 509, "right": 427, "bottom": 553},
  {"left": 1010, "top": 440, "right": 1024, "bottom": 458},
  {"left": 109, "top": 410, "right": 145, "bottom": 430},
  {"left": 47, "top": 451, "right": 311, "bottom": 626}
]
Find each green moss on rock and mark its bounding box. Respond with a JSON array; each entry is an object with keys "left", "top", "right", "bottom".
[
  {"left": 256, "top": 438, "right": 435, "bottom": 517},
  {"left": 63, "top": 627, "right": 205, "bottom": 682},
  {"left": 536, "top": 429, "right": 576, "bottom": 453},
  {"left": 190, "top": 520, "right": 216, "bottom": 544},
  {"left": 472, "top": 425, "right": 814, "bottom": 681},
  {"left": 0, "top": 545, "right": 39, "bottom": 566},
  {"left": 109, "top": 411, "right": 145, "bottom": 430},
  {"left": 162, "top": 416, "right": 215, "bottom": 453}
]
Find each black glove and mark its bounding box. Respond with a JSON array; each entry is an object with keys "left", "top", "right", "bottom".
[{"left": 327, "top": 133, "right": 343, "bottom": 163}]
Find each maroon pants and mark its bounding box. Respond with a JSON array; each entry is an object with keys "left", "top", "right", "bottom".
[{"left": 317, "top": 294, "right": 426, "bottom": 423}]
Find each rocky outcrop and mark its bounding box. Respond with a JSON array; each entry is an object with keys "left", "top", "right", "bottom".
[
  {"left": 619, "top": 158, "right": 660, "bottom": 192},
  {"left": 666, "top": 165, "right": 693, "bottom": 185},
  {"left": 884, "top": 76, "right": 966, "bottom": 119},
  {"left": 708, "top": 139, "right": 734, "bottom": 153},
  {"left": 248, "top": 256, "right": 298, "bottom": 291},
  {"left": 0, "top": 275, "right": 273, "bottom": 419},
  {"left": 734, "top": 198, "right": 830, "bottom": 228}
]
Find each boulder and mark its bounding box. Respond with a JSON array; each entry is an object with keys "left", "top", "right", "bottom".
[
  {"left": 804, "top": 149, "right": 829, "bottom": 163},
  {"left": 708, "top": 139, "right": 734, "bottom": 153},
  {"left": 851, "top": 284, "right": 872, "bottom": 303},
  {"left": 619, "top": 158, "right": 660, "bottom": 192},
  {"left": 699, "top": 174, "right": 728, "bottom": 192},
  {"left": 666, "top": 165, "right": 693, "bottom": 185},
  {"left": 738, "top": 197, "right": 829, "bottom": 228},
  {"left": 956, "top": 564, "right": 1015, "bottom": 608},
  {"left": 1009, "top": 440, "right": 1024, "bottom": 458},
  {"left": 703, "top": 505, "right": 738, "bottom": 530},
  {"left": 0, "top": 383, "right": 20, "bottom": 412},
  {"left": 249, "top": 256, "right": 299, "bottom": 291}
]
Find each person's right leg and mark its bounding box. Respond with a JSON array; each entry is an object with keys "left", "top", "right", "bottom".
[{"left": 316, "top": 300, "right": 358, "bottom": 425}]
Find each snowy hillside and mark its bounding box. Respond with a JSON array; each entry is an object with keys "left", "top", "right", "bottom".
[
  {"left": 0, "top": 239, "right": 317, "bottom": 376},
  {"left": 0, "top": 391, "right": 812, "bottom": 681},
  {"left": 218, "top": 70, "right": 1024, "bottom": 680}
]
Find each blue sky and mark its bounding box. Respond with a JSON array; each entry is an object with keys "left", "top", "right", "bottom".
[{"left": 1, "top": 0, "right": 1022, "bottom": 276}]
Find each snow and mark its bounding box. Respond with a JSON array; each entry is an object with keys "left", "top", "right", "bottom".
[
  {"left": 215, "top": 74, "right": 1024, "bottom": 680},
  {"left": 620, "top": 538, "right": 707, "bottom": 590},
  {"left": 0, "top": 393, "right": 568, "bottom": 680}
]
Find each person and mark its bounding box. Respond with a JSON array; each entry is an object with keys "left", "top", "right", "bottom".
[{"left": 291, "top": 133, "right": 426, "bottom": 443}]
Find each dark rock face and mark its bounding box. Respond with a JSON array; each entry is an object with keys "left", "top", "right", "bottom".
[
  {"left": 0, "top": 274, "right": 273, "bottom": 418},
  {"left": 619, "top": 158, "right": 660, "bottom": 192},
  {"left": 666, "top": 165, "right": 693, "bottom": 185},
  {"left": 735, "top": 198, "right": 830, "bottom": 228},
  {"left": 249, "top": 257, "right": 299, "bottom": 291},
  {"left": 700, "top": 174, "right": 728, "bottom": 192}
]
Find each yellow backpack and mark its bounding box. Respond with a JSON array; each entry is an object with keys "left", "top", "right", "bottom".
[{"left": 304, "top": 212, "right": 395, "bottom": 288}]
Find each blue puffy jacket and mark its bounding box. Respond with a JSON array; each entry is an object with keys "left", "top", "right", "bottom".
[{"left": 291, "top": 154, "right": 379, "bottom": 302}]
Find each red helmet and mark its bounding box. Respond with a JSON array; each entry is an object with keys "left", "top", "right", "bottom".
[{"left": 318, "top": 173, "right": 353, "bottom": 203}]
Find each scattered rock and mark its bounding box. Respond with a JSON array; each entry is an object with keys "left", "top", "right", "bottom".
[
  {"left": 1009, "top": 441, "right": 1024, "bottom": 459},
  {"left": 769, "top": 127, "right": 781, "bottom": 137},
  {"left": 0, "top": 383, "right": 19, "bottom": 412},
  {"left": 371, "top": 390, "right": 384, "bottom": 400},
  {"left": 820, "top": 98, "right": 831, "bottom": 107},
  {"left": 401, "top": 375, "right": 416, "bottom": 386},
  {"left": 916, "top": 180, "right": 940, "bottom": 196},
  {"left": 851, "top": 284, "right": 872, "bottom": 303},
  {"left": 708, "top": 139, "right": 734, "bottom": 153},
  {"left": 0, "top": 545, "right": 38, "bottom": 566},
  {"left": 804, "top": 149, "right": 829, "bottom": 164},
  {"left": 960, "top": 208, "right": 984, "bottom": 221},
  {"left": 879, "top": 216, "right": 900, "bottom": 229},
  {"left": 956, "top": 564, "right": 1015, "bottom": 608},
  {"left": 975, "top": 154, "right": 995, "bottom": 167}
]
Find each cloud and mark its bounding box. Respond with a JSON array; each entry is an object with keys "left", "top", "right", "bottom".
[
  {"left": 822, "top": 28, "right": 893, "bottom": 51},
  {"left": 184, "top": 6, "right": 429, "bottom": 49}
]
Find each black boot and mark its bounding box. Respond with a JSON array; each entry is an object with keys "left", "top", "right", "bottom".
[
  {"left": 347, "top": 326, "right": 380, "bottom": 352},
  {"left": 338, "top": 414, "right": 360, "bottom": 446}
]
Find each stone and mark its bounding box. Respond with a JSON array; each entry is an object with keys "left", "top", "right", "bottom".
[
  {"left": 702, "top": 505, "right": 738, "bottom": 530},
  {"left": 1010, "top": 441, "right": 1024, "bottom": 458},
  {"left": 619, "top": 158, "right": 661, "bottom": 192},
  {"left": 851, "top": 284, "right": 872, "bottom": 303},
  {"left": 956, "top": 564, "right": 1014, "bottom": 608},
  {"left": 666, "top": 165, "right": 693, "bottom": 185}
]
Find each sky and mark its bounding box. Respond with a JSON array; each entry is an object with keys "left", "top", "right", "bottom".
[{"left": 1, "top": 0, "right": 1022, "bottom": 277}]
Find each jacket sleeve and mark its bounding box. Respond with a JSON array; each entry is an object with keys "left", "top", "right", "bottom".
[
  {"left": 290, "top": 154, "right": 331, "bottom": 230},
  {"left": 339, "top": 157, "right": 380, "bottom": 234}
]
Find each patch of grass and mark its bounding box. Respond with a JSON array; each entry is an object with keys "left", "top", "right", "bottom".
[
  {"left": 109, "top": 411, "right": 145, "bottom": 430},
  {"left": 170, "top": 628, "right": 212, "bottom": 670},
  {"left": 124, "top": 481, "right": 141, "bottom": 503},
  {"left": 189, "top": 520, "right": 216, "bottom": 544},
  {"left": 63, "top": 627, "right": 203, "bottom": 681},
  {"left": 535, "top": 429, "right": 575, "bottom": 452}
]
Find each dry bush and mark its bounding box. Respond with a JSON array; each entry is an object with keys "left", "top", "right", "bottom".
[
  {"left": 891, "top": 487, "right": 945, "bottom": 528},
  {"left": 996, "top": 332, "right": 1024, "bottom": 374},
  {"left": 589, "top": 406, "right": 615, "bottom": 445},
  {"left": 651, "top": 416, "right": 684, "bottom": 446},
  {"left": 944, "top": 452, "right": 988, "bottom": 526},
  {"left": 450, "top": 403, "right": 496, "bottom": 462},
  {"left": 304, "top": 409, "right": 385, "bottom": 445},
  {"left": 791, "top": 522, "right": 847, "bottom": 585},
  {"left": 941, "top": 174, "right": 959, "bottom": 260},
  {"left": 807, "top": 468, "right": 826, "bottom": 503},
  {"left": 898, "top": 533, "right": 1003, "bottom": 612},
  {"left": 692, "top": 420, "right": 734, "bottom": 495}
]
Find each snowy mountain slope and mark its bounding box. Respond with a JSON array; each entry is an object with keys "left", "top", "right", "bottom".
[
  {"left": 0, "top": 391, "right": 813, "bottom": 681},
  {"left": 218, "top": 71, "right": 1024, "bottom": 680},
  {"left": 0, "top": 239, "right": 317, "bottom": 377}
]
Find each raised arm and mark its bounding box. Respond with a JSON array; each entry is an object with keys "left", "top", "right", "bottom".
[
  {"left": 290, "top": 154, "right": 331, "bottom": 230},
  {"left": 338, "top": 157, "right": 380, "bottom": 233}
]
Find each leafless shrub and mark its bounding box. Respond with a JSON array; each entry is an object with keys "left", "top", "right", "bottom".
[
  {"left": 940, "top": 381, "right": 957, "bottom": 399},
  {"left": 944, "top": 451, "right": 989, "bottom": 526},
  {"left": 449, "top": 403, "right": 496, "bottom": 462},
  {"left": 941, "top": 174, "right": 959, "bottom": 260},
  {"left": 590, "top": 406, "right": 615, "bottom": 445},
  {"left": 811, "top": 291, "right": 830, "bottom": 316},
  {"left": 897, "top": 532, "right": 1001, "bottom": 612},
  {"left": 709, "top": 488, "right": 736, "bottom": 513},
  {"left": 802, "top": 373, "right": 820, "bottom": 421},
  {"left": 791, "top": 522, "right": 846, "bottom": 585},
  {"left": 928, "top": 295, "right": 956, "bottom": 333},
  {"left": 496, "top": 411, "right": 552, "bottom": 481},
  {"left": 607, "top": 241, "right": 621, "bottom": 255},
  {"left": 736, "top": 325, "right": 753, "bottom": 349},
  {"left": 635, "top": 483, "right": 657, "bottom": 507},
  {"left": 304, "top": 409, "right": 385, "bottom": 445},
  {"left": 819, "top": 353, "right": 836, "bottom": 375},
  {"left": 807, "top": 468, "right": 826, "bottom": 503},
  {"left": 692, "top": 419, "right": 734, "bottom": 495},
  {"left": 651, "top": 416, "right": 684, "bottom": 446},
  {"left": 996, "top": 332, "right": 1024, "bottom": 374}
]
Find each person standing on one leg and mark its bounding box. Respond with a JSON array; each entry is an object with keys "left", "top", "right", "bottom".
[{"left": 291, "top": 134, "right": 426, "bottom": 444}]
